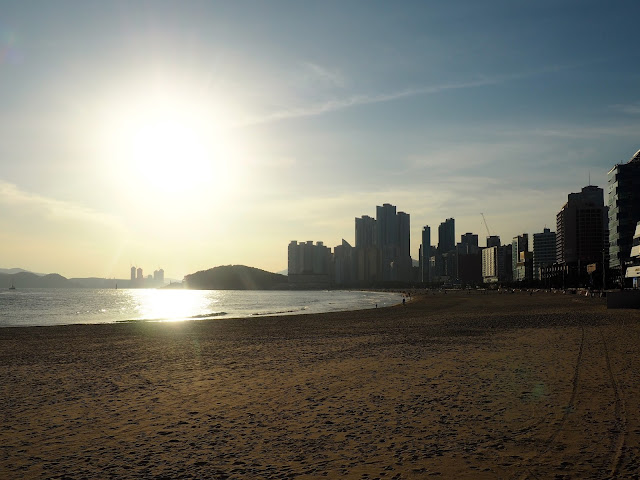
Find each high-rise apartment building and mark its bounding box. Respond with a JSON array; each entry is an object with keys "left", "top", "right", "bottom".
[
  {"left": 608, "top": 149, "right": 640, "bottom": 275},
  {"left": 556, "top": 186, "right": 607, "bottom": 283},
  {"left": 533, "top": 228, "right": 556, "bottom": 280},
  {"left": 438, "top": 218, "right": 455, "bottom": 253},
  {"left": 512, "top": 234, "right": 529, "bottom": 282},
  {"left": 459, "top": 233, "right": 479, "bottom": 254},
  {"left": 375, "top": 203, "right": 411, "bottom": 282},
  {"left": 355, "top": 215, "right": 377, "bottom": 248},
  {"left": 397, "top": 212, "right": 411, "bottom": 281},
  {"left": 486, "top": 235, "right": 501, "bottom": 248},
  {"left": 288, "top": 240, "right": 331, "bottom": 287},
  {"left": 420, "top": 226, "right": 431, "bottom": 283}
]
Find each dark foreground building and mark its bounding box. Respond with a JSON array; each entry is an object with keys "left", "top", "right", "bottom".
[{"left": 608, "top": 149, "right": 640, "bottom": 284}]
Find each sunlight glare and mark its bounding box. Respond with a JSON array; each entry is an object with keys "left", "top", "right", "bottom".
[
  {"left": 103, "top": 84, "right": 238, "bottom": 205},
  {"left": 131, "top": 289, "right": 217, "bottom": 322}
]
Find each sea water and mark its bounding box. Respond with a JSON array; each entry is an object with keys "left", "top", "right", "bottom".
[{"left": 0, "top": 288, "right": 402, "bottom": 327}]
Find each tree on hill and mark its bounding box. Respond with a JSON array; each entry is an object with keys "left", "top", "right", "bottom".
[{"left": 184, "top": 265, "right": 288, "bottom": 290}]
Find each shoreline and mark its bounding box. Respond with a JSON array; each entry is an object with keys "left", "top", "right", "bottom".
[
  {"left": 0, "top": 289, "right": 403, "bottom": 329},
  {"left": 2, "top": 292, "right": 640, "bottom": 479}
]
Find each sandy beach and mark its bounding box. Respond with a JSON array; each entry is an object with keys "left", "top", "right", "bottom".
[{"left": 1, "top": 291, "right": 640, "bottom": 479}]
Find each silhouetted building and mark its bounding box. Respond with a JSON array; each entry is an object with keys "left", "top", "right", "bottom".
[
  {"left": 420, "top": 226, "right": 431, "bottom": 283},
  {"left": 557, "top": 185, "right": 607, "bottom": 265},
  {"left": 153, "top": 268, "right": 165, "bottom": 285},
  {"left": 458, "top": 252, "right": 482, "bottom": 286},
  {"left": 512, "top": 234, "right": 529, "bottom": 281},
  {"left": 482, "top": 244, "right": 512, "bottom": 284},
  {"left": 288, "top": 240, "right": 331, "bottom": 287},
  {"left": 459, "top": 233, "right": 479, "bottom": 255},
  {"left": 130, "top": 266, "right": 136, "bottom": 282},
  {"left": 354, "top": 215, "right": 379, "bottom": 284},
  {"left": 438, "top": 218, "right": 455, "bottom": 253},
  {"left": 486, "top": 235, "right": 501, "bottom": 248},
  {"left": 556, "top": 185, "right": 607, "bottom": 286},
  {"left": 533, "top": 228, "right": 556, "bottom": 280},
  {"left": 626, "top": 222, "right": 640, "bottom": 288},
  {"left": 375, "top": 203, "right": 411, "bottom": 282},
  {"left": 355, "top": 215, "right": 377, "bottom": 248},
  {"left": 608, "top": 149, "right": 640, "bottom": 280},
  {"left": 333, "top": 239, "right": 355, "bottom": 286}
]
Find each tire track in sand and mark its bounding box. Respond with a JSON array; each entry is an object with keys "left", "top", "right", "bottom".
[
  {"left": 515, "top": 325, "right": 585, "bottom": 480},
  {"left": 598, "top": 327, "right": 627, "bottom": 479}
]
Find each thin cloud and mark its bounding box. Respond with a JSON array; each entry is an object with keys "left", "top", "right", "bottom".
[
  {"left": 611, "top": 101, "right": 640, "bottom": 115},
  {"left": 0, "top": 181, "right": 124, "bottom": 230},
  {"left": 235, "top": 64, "right": 580, "bottom": 127},
  {"left": 303, "top": 62, "right": 346, "bottom": 88}
]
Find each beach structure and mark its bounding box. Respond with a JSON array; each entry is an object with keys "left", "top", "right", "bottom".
[
  {"left": 608, "top": 149, "right": 640, "bottom": 285},
  {"left": 626, "top": 221, "right": 640, "bottom": 288}
]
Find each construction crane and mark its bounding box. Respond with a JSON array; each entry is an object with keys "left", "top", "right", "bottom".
[{"left": 480, "top": 213, "right": 492, "bottom": 237}]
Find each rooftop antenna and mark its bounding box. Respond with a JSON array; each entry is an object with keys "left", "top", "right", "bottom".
[{"left": 588, "top": 171, "right": 591, "bottom": 186}]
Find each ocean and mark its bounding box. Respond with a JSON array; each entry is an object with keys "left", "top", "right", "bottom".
[{"left": 0, "top": 288, "right": 402, "bottom": 327}]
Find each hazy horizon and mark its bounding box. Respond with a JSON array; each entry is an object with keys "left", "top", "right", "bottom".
[{"left": 2, "top": 1, "right": 639, "bottom": 279}]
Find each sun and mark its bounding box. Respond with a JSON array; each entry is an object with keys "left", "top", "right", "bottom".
[
  {"left": 103, "top": 86, "right": 235, "bottom": 204},
  {"left": 125, "top": 112, "right": 212, "bottom": 194}
]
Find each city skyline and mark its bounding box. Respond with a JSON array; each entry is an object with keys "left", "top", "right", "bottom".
[{"left": 1, "top": 2, "right": 639, "bottom": 278}]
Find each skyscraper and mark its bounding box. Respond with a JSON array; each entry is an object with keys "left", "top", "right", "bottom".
[
  {"left": 533, "top": 228, "right": 556, "bottom": 280},
  {"left": 512, "top": 234, "right": 529, "bottom": 281},
  {"left": 397, "top": 211, "right": 411, "bottom": 281},
  {"left": 459, "top": 232, "right": 479, "bottom": 254},
  {"left": 375, "top": 203, "right": 411, "bottom": 282},
  {"left": 438, "top": 218, "right": 455, "bottom": 253},
  {"left": 355, "top": 215, "right": 377, "bottom": 248},
  {"left": 557, "top": 185, "right": 607, "bottom": 275},
  {"left": 486, "top": 235, "right": 501, "bottom": 248},
  {"left": 354, "top": 215, "right": 379, "bottom": 284},
  {"left": 420, "top": 226, "right": 431, "bottom": 283},
  {"left": 608, "top": 149, "right": 640, "bottom": 277}
]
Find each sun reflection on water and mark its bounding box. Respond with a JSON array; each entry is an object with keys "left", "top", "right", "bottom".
[{"left": 128, "top": 289, "right": 219, "bottom": 322}]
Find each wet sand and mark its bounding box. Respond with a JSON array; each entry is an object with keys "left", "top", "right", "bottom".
[{"left": 1, "top": 291, "right": 640, "bottom": 479}]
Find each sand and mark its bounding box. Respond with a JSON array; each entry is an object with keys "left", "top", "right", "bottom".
[{"left": 1, "top": 291, "right": 640, "bottom": 479}]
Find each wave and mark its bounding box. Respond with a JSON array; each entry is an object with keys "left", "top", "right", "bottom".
[
  {"left": 116, "top": 311, "right": 228, "bottom": 323},
  {"left": 251, "top": 307, "right": 308, "bottom": 316}
]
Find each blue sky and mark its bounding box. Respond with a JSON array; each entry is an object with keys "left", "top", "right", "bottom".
[{"left": 1, "top": 1, "right": 639, "bottom": 278}]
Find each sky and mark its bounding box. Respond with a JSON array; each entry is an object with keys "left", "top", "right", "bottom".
[{"left": 1, "top": 0, "right": 639, "bottom": 279}]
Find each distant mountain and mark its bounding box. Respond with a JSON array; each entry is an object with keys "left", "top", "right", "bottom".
[
  {"left": 184, "top": 265, "right": 288, "bottom": 290},
  {"left": 1, "top": 272, "right": 82, "bottom": 289},
  {"left": 0, "top": 267, "right": 45, "bottom": 276}
]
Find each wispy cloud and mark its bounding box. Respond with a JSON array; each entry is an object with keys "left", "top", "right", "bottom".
[
  {"left": 0, "top": 181, "right": 124, "bottom": 230},
  {"left": 610, "top": 101, "right": 640, "bottom": 115},
  {"left": 236, "top": 64, "right": 581, "bottom": 127},
  {"left": 302, "top": 62, "right": 346, "bottom": 88},
  {"left": 236, "top": 77, "right": 499, "bottom": 127}
]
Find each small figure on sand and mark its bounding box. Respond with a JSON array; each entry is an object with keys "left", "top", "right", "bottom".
[{"left": 402, "top": 298, "right": 406, "bottom": 306}]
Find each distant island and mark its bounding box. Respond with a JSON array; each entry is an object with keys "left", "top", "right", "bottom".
[
  {"left": 1, "top": 265, "right": 289, "bottom": 290},
  {"left": 0, "top": 271, "right": 82, "bottom": 289},
  {"left": 183, "top": 265, "right": 288, "bottom": 290}
]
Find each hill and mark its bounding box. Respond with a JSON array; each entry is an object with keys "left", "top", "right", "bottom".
[
  {"left": 0, "top": 267, "right": 45, "bottom": 276},
  {"left": 1, "top": 272, "right": 82, "bottom": 289},
  {"left": 184, "top": 265, "right": 288, "bottom": 290}
]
